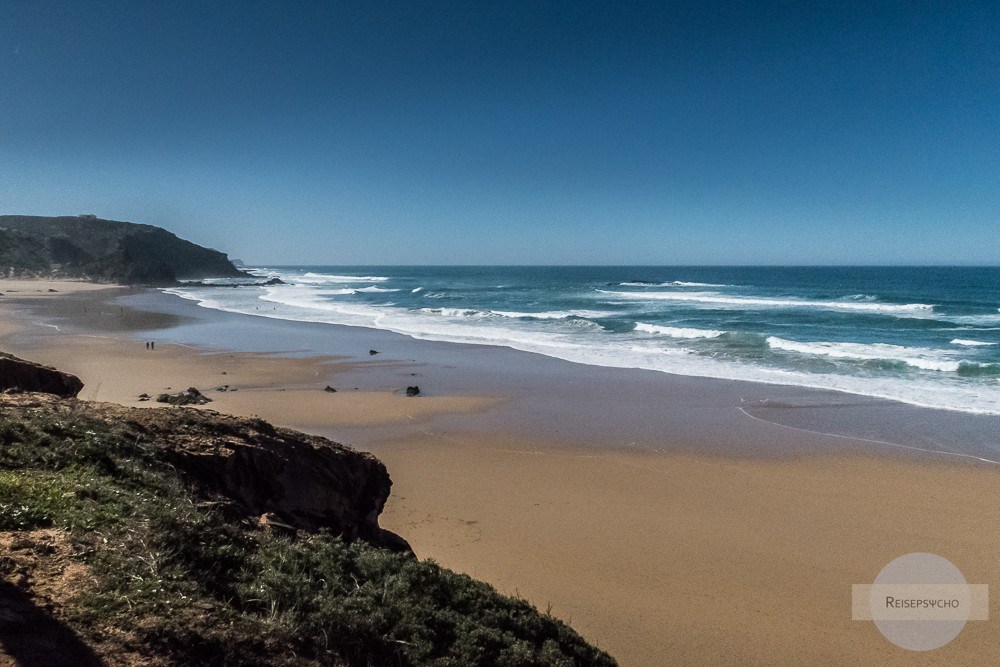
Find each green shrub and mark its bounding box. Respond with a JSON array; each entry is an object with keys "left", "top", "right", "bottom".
[
  {"left": 0, "top": 403, "right": 616, "bottom": 666},
  {"left": 0, "top": 470, "right": 65, "bottom": 529}
]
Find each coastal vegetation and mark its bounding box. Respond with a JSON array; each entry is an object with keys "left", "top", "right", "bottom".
[{"left": 0, "top": 386, "right": 614, "bottom": 665}]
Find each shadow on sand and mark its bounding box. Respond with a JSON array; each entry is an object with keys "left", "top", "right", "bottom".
[{"left": 0, "top": 578, "right": 104, "bottom": 666}]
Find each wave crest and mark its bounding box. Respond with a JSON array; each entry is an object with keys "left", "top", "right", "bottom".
[
  {"left": 598, "top": 290, "right": 934, "bottom": 315},
  {"left": 766, "top": 337, "right": 964, "bottom": 372},
  {"left": 619, "top": 280, "right": 728, "bottom": 288},
  {"left": 492, "top": 310, "right": 613, "bottom": 320},
  {"left": 951, "top": 338, "right": 996, "bottom": 347},
  {"left": 296, "top": 272, "right": 390, "bottom": 283},
  {"left": 418, "top": 307, "right": 492, "bottom": 318},
  {"left": 634, "top": 323, "right": 724, "bottom": 339}
]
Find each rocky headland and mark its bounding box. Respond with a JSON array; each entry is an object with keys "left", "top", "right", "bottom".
[{"left": 0, "top": 215, "right": 249, "bottom": 285}]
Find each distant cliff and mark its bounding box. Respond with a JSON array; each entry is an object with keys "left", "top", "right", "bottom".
[{"left": 0, "top": 215, "right": 249, "bottom": 284}]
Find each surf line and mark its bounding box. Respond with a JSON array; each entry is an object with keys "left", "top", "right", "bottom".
[{"left": 736, "top": 403, "right": 1000, "bottom": 465}]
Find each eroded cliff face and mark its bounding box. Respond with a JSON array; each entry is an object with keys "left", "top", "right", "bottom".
[
  {"left": 0, "top": 392, "right": 409, "bottom": 552},
  {"left": 0, "top": 361, "right": 616, "bottom": 666}
]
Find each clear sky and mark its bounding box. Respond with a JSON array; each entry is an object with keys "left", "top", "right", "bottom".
[{"left": 1, "top": 1, "right": 997, "bottom": 265}]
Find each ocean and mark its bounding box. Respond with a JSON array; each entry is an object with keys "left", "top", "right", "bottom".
[{"left": 165, "top": 266, "right": 1000, "bottom": 416}]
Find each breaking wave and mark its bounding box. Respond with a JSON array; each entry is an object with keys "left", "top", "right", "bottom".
[
  {"left": 598, "top": 290, "right": 935, "bottom": 315},
  {"left": 634, "top": 323, "right": 724, "bottom": 339},
  {"left": 766, "top": 337, "right": 965, "bottom": 372}
]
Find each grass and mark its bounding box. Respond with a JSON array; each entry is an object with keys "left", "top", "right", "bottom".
[{"left": 0, "top": 399, "right": 616, "bottom": 666}]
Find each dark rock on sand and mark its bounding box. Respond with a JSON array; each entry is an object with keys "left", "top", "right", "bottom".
[
  {"left": 156, "top": 387, "right": 212, "bottom": 406},
  {"left": 369, "top": 349, "right": 379, "bottom": 356},
  {"left": 324, "top": 385, "right": 337, "bottom": 393},
  {"left": 406, "top": 386, "right": 420, "bottom": 397},
  {"left": 0, "top": 352, "right": 84, "bottom": 398},
  {"left": 262, "top": 277, "right": 285, "bottom": 285}
]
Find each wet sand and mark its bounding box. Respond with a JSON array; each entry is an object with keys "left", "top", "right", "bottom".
[{"left": 2, "top": 280, "right": 998, "bottom": 666}]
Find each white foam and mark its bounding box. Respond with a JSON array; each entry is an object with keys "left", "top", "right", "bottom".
[
  {"left": 297, "top": 286, "right": 399, "bottom": 295},
  {"left": 161, "top": 286, "right": 1000, "bottom": 415},
  {"left": 355, "top": 286, "right": 399, "bottom": 293},
  {"left": 951, "top": 339, "right": 996, "bottom": 347},
  {"left": 411, "top": 287, "right": 424, "bottom": 293},
  {"left": 295, "top": 272, "right": 390, "bottom": 284},
  {"left": 766, "top": 337, "right": 962, "bottom": 372},
  {"left": 634, "top": 323, "right": 724, "bottom": 339},
  {"left": 491, "top": 310, "right": 613, "bottom": 320},
  {"left": 598, "top": 290, "right": 935, "bottom": 315},
  {"left": 620, "top": 281, "right": 727, "bottom": 287},
  {"left": 418, "top": 307, "right": 492, "bottom": 318}
]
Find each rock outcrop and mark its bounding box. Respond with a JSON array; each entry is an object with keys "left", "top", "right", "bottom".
[
  {"left": 0, "top": 353, "right": 84, "bottom": 397},
  {"left": 0, "top": 215, "right": 249, "bottom": 285},
  {"left": 2, "top": 392, "right": 409, "bottom": 552},
  {"left": 155, "top": 411, "right": 411, "bottom": 551},
  {"left": 156, "top": 387, "right": 212, "bottom": 405}
]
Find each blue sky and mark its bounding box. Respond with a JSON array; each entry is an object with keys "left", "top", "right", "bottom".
[{"left": 1, "top": 1, "right": 997, "bottom": 264}]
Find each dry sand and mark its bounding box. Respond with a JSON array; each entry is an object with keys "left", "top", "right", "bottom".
[
  {"left": 22, "top": 335, "right": 497, "bottom": 430},
  {"left": 0, "top": 279, "right": 121, "bottom": 295},
  {"left": 372, "top": 434, "right": 1000, "bottom": 666},
  {"left": 2, "top": 280, "right": 998, "bottom": 666}
]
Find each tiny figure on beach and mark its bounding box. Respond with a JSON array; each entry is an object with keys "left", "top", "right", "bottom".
[
  {"left": 151, "top": 341, "right": 155, "bottom": 351},
  {"left": 146, "top": 341, "right": 149, "bottom": 350}
]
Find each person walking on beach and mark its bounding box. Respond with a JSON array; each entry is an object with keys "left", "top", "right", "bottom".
[
  {"left": 151, "top": 341, "right": 155, "bottom": 351},
  {"left": 146, "top": 341, "right": 149, "bottom": 350}
]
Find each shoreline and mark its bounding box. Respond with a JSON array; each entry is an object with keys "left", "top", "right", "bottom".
[
  {"left": 163, "top": 266, "right": 1000, "bottom": 418},
  {"left": 117, "top": 286, "right": 1000, "bottom": 462},
  {"left": 3, "top": 280, "right": 1000, "bottom": 665}
]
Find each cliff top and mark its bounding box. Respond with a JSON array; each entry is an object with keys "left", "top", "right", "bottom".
[{"left": 0, "top": 383, "right": 615, "bottom": 666}]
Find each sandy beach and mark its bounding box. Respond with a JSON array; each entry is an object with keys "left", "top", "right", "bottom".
[{"left": 2, "top": 280, "right": 999, "bottom": 666}]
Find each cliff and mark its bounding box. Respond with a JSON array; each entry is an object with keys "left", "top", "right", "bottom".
[
  {"left": 0, "top": 215, "right": 249, "bottom": 284},
  {"left": 0, "top": 362, "right": 615, "bottom": 665}
]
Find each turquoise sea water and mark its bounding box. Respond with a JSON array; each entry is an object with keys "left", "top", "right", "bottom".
[{"left": 166, "top": 266, "right": 1000, "bottom": 415}]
